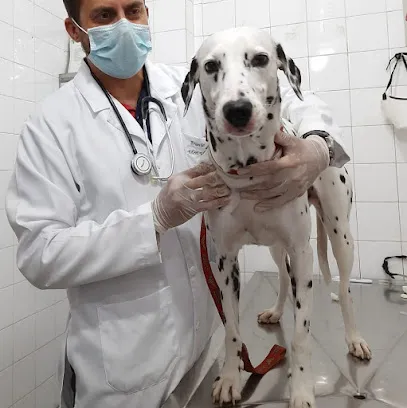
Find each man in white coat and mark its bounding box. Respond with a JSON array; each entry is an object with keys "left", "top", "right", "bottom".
[{"left": 5, "top": 0, "right": 350, "bottom": 407}]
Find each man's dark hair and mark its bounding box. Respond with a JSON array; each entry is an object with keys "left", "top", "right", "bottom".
[{"left": 63, "top": 0, "right": 80, "bottom": 21}]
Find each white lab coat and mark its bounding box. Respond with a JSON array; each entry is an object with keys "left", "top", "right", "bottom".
[{"left": 5, "top": 59, "right": 349, "bottom": 408}]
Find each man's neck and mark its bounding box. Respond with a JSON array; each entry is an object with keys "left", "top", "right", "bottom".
[{"left": 87, "top": 59, "right": 144, "bottom": 108}]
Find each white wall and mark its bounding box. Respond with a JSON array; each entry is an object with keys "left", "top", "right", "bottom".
[
  {"left": 149, "top": 0, "right": 407, "bottom": 281},
  {"left": 146, "top": 0, "right": 195, "bottom": 66},
  {"left": 0, "top": 1, "right": 70, "bottom": 407}
]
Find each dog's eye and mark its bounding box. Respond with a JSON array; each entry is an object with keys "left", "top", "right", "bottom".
[
  {"left": 205, "top": 60, "right": 219, "bottom": 74},
  {"left": 252, "top": 53, "right": 269, "bottom": 68}
]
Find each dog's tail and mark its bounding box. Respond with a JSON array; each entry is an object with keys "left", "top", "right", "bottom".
[{"left": 317, "top": 215, "right": 332, "bottom": 285}]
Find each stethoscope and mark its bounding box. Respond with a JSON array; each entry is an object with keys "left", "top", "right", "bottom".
[{"left": 85, "top": 59, "right": 175, "bottom": 181}]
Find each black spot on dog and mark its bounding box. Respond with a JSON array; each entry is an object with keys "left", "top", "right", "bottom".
[
  {"left": 300, "top": 366, "right": 304, "bottom": 372},
  {"left": 215, "top": 376, "right": 220, "bottom": 382},
  {"left": 347, "top": 241, "right": 350, "bottom": 245},
  {"left": 232, "top": 263, "right": 239, "bottom": 276},
  {"left": 222, "top": 72, "right": 226, "bottom": 81},
  {"left": 305, "top": 205, "right": 308, "bottom": 213},
  {"left": 239, "top": 91, "right": 245, "bottom": 97},
  {"left": 304, "top": 320, "right": 308, "bottom": 327},
  {"left": 210, "top": 132, "right": 217, "bottom": 152},
  {"left": 296, "top": 300, "right": 301, "bottom": 309},
  {"left": 246, "top": 156, "right": 258, "bottom": 166},
  {"left": 236, "top": 160, "right": 244, "bottom": 168},
  {"left": 203, "top": 102, "right": 212, "bottom": 120},
  {"left": 319, "top": 176, "right": 322, "bottom": 180},
  {"left": 340, "top": 174, "right": 346, "bottom": 184},
  {"left": 266, "top": 96, "right": 274, "bottom": 104},
  {"left": 276, "top": 44, "right": 287, "bottom": 65},
  {"left": 289, "top": 59, "right": 296, "bottom": 75},
  {"left": 307, "top": 403, "right": 311, "bottom": 408},
  {"left": 344, "top": 234, "right": 347, "bottom": 239},
  {"left": 225, "top": 276, "right": 229, "bottom": 286},
  {"left": 268, "top": 113, "right": 274, "bottom": 120},
  {"left": 336, "top": 216, "right": 339, "bottom": 221},
  {"left": 219, "top": 256, "right": 225, "bottom": 271},
  {"left": 288, "top": 373, "right": 292, "bottom": 379},
  {"left": 348, "top": 288, "right": 351, "bottom": 294},
  {"left": 250, "top": 176, "right": 253, "bottom": 180},
  {"left": 261, "top": 145, "right": 266, "bottom": 150},
  {"left": 233, "top": 337, "right": 237, "bottom": 342},
  {"left": 334, "top": 229, "right": 338, "bottom": 234},
  {"left": 233, "top": 277, "right": 240, "bottom": 298},
  {"left": 214, "top": 73, "right": 218, "bottom": 82},
  {"left": 308, "top": 280, "right": 313, "bottom": 288},
  {"left": 237, "top": 350, "right": 241, "bottom": 358},
  {"left": 350, "top": 196, "right": 353, "bottom": 203},
  {"left": 228, "top": 137, "right": 232, "bottom": 141},
  {"left": 245, "top": 52, "right": 248, "bottom": 60},
  {"left": 301, "top": 211, "right": 304, "bottom": 215},
  {"left": 332, "top": 181, "right": 335, "bottom": 185},
  {"left": 285, "top": 257, "right": 291, "bottom": 274}
]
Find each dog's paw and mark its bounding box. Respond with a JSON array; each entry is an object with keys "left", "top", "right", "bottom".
[
  {"left": 212, "top": 369, "right": 241, "bottom": 406},
  {"left": 289, "top": 390, "right": 316, "bottom": 408},
  {"left": 347, "top": 336, "right": 372, "bottom": 360},
  {"left": 257, "top": 307, "right": 283, "bottom": 324}
]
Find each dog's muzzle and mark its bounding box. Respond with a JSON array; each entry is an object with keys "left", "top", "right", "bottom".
[{"left": 223, "top": 99, "right": 253, "bottom": 128}]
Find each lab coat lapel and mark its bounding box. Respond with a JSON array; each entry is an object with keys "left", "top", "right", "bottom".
[
  {"left": 145, "top": 61, "right": 179, "bottom": 153},
  {"left": 105, "top": 99, "right": 146, "bottom": 144}
]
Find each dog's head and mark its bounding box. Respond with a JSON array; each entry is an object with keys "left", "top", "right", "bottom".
[{"left": 181, "top": 27, "right": 303, "bottom": 138}]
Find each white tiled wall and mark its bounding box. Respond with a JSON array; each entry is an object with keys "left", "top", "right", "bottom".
[
  {"left": 0, "top": 1, "right": 70, "bottom": 407},
  {"left": 149, "top": 0, "right": 407, "bottom": 280},
  {"left": 146, "top": 0, "right": 195, "bottom": 66}
]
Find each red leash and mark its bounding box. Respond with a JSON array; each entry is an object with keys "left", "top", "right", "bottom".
[{"left": 200, "top": 216, "right": 286, "bottom": 374}]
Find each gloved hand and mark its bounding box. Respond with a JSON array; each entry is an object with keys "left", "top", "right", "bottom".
[
  {"left": 238, "top": 132, "right": 330, "bottom": 211},
  {"left": 152, "top": 162, "right": 231, "bottom": 233}
]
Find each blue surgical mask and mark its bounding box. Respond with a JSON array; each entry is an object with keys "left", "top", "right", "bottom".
[{"left": 73, "top": 18, "right": 152, "bottom": 79}]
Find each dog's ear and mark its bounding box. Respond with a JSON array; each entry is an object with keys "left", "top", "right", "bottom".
[
  {"left": 275, "top": 44, "right": 303, "bottom": 101},
  {"left": 181, "top": 57, "right": 200, "bottom": 115}
]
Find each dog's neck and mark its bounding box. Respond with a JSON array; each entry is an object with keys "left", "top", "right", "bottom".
[{"left": 205, "top": 100, "right": 282, "bottom": 175}]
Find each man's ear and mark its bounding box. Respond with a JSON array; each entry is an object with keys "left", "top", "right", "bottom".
[
  {"left": 181, "top": 57, "right": 200, "bottom": 115},
  {"left": 276, "top": 43, "right": 303, "bottom": 101}
]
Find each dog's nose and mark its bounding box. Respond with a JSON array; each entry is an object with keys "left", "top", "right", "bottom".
[{"left": 223, "top": 99, "right": 253, "bottom": 128}]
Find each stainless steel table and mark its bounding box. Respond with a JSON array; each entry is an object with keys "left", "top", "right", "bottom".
[{"left": 163, "top": 272, "right": 407, "bottom": 408}]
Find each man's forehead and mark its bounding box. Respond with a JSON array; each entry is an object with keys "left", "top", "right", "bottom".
[{"left": 84, "top": 0, "right": 145, "bottom": 8}]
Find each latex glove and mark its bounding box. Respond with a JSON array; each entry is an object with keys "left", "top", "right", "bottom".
[
  {"left": 152, "top": 162, "right": 231, "bottom": 233},
  {"left": 238, "top": 132, "right": 329, "bottom": 212}
]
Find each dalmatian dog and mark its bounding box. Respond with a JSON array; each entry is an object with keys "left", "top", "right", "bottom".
[{"left": 181, "top": 27, "right": 371, "bottom": 407}]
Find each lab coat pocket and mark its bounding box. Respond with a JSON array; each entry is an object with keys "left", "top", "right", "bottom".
[
  {"left": 183, "top": 134, "right": 209, "bottom": 167},
  {"left": 97, "top": 287, "right": 180, "bottom": 394}
]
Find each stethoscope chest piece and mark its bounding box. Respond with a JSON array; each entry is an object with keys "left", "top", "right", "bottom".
[{"left": 131, "top": 153, "right": 152, "bottom": 176}]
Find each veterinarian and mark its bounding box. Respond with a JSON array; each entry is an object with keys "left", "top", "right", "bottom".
[{"left": 5, "top": 0, "right": 349, "bottom": 407}]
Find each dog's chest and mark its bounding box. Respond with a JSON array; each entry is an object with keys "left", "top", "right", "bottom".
[{"left": 206, "top": 193, "right": 311, "bottom": 252}]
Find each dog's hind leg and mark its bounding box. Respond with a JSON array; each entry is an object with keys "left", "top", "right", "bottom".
[
  {"left": 258, "top": 245, "right": 290, "bottom": 324},
  {"left": 329, "top": 225, "right": 372, "bottom": 360},
  {"left": 287, "top": 243, "right": 316, "bottom": 408},
  {"left": 314, "top": 167, "right": 371, "bottom": 360},
  {"left": 212, "top": 252, "right": 243, "bottom": 405}
]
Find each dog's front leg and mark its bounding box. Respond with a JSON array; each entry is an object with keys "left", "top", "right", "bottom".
[
  {"left": 212, "top": 252, "right": 243, "bottom": 406},
  {"left": 288, "top": 243, "right": 316, "bottom": 408}
]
